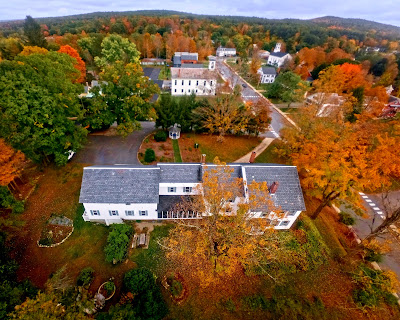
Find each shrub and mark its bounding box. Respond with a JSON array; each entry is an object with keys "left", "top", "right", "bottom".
[
  {"left": 339, "top": 212, "right": 355, "bottom": 225},
  {"left": 124, "top": 268, "right": 155, "bottom": 294},
  {"left": 123, "top": 268, "right": 167, "bottom": 320},
  {"left": 154, "top": 131, "right": 167, "bottom": 142},
  {"left": 170, "top": 279, "right": 183, "bottom": 297},
  {"left": 365, "top": 249, "right": 383, "bottom": 263},
  {"left": 104, "top": 224, "right": 133, "bottom": 264},
  {"left": 38, "top": 238, "right": 52, "bottom": 246},
  {"left": 144, "top": 148, "right": 156, "bottom": 162},
  {"left": 104, "top": 281, "right": 115, "bottom": 295},
  {"left": 352, "top": 264, "right": 398, "bottom": 308},
  {"left": 77, "top": 267, "right": 94, "bottom": 287},
  {"left": 0, "top": 186, "right": 24, "bottom": 214}
]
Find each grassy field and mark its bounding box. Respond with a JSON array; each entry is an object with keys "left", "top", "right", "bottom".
[
  {"left": 179, "top": 133, "right": 262, "bottom": 163},
  {"left": 254, "top": 140, "right": 287, "bottom": 164}
]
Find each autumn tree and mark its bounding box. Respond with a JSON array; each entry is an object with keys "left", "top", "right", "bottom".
[
  {"left": 19, "top": 46, "right": 48, "bottom": 56},
  {"left": 0, "top": 139, "right": 26, "bottom": 190},
  {"left": 88, "top": 61, "right": 159, "bottom": 135},
  {"left": 94, "top": 34, "right": 140, "bottom": 69},
  {"left": 0, "top": 52, "right": 87, "bottom": 166},
  {"left": 23, "top": 16, "right": 47, "bottom": 48},
  {"left": 249, "top": 50, "right": 262, "bottom": 83},
  {"left": 0, "top": 38, "right": 24, "bottom": 60},
  {"left": 192, "top": 94, "right": 248, "bottom": 136},
  {"left": 159, "top": 161, "right": 289, "bottom": 283},
  {"left": 58, "top": 45, "right": 86, "bottom": 83},
  {"left": 152, "top": 33, "right": 163, "bottom": 58},
  {"left": 278, "top": 107, "right": 366, "bottom": 218}
]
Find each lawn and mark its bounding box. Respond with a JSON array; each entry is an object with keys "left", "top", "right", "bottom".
[
  {"left": 172, "top": 139, "right": 183, "bottom": 162},
  {"left": 130, "top": 224, "right": 174, "bottom": 275},
  {"left": 254, "top": 140, "right": 287, "bottom": 164},
  {"left": 9, "top": 163, "right": 135, "bottom": 295},
  {"left": 158, "top": 66, "right": 171, "bottom": 80},
  {"left": 179, "top": 133, "right": 262, "bottom": 163}
]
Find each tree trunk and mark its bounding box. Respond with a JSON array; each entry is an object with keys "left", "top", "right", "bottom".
[{"left": 311, "top": 191, "right": 340, "bottom": 219}]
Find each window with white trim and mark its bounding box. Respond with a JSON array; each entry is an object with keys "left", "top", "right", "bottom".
[
  {"left": 90, "top": 210, "right": 100, "bottom": 216},
  {"left": 182, "top": 80, "right": 184, "bottom": 85},
  {"left": 210, "top": 81, "right": 213, "bottom": 85},
  {"left": 196, "top": 80, "right": 199, "bottom": 85},
  {"left": 174, "top": 80, "right": 177, "bottom": 85},
  {"left": 189, "top": 80, "right": 191, "bottom": 85},
  {"left": 183, "top": 186, "right": 192, "bottom": 193},
  {"left": 125, "top": 210, "right": 134, "bottom": 216},
  {"left": 181, "top": 89, "right": 184, "bottom": 93},
  {"left": 174, "top": 89, "right": 177, "bottom": 92},
  {"left": 279, "top": 220, "right": 290, "bottom": 227},
  {"left": 109, "top": 210, "right": 119, "bottom": 216},
  {"left": 168, "top": 187, "right": 176, "bottom": 192},
  {"left": 139, "top": 210, "right": 148, "bottom": 216}
]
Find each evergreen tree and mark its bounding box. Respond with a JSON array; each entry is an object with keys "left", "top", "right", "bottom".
[{"left": 23, "top": 16, "right": 47, "bottom": 48}]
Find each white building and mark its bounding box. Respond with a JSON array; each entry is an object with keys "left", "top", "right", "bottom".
[
  {"left": 171, "top": 66, "right": 217, "bottom": 96},
  {"left": 216, "top": 47, "right": 237, "bottom": 57},
  {"left": 273, "top": 42, "right": 282, "bottom": 53},
  {"left": 79, "top": 163, "right": 306, "bottom": 229},
  {"left": 267, "top": 52, "right": 292, "bottom": 68},
  {"left": 258, "top": 66, "right": 277, "bottom": 84}
]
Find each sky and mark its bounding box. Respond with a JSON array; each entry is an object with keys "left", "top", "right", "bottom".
[{"left": 1, "top": 0, "right": 400, "bottom": 27}]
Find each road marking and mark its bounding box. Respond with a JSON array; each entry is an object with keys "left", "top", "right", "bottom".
[
  {"left": 366, "top": 199, "right": 372, "bottom": 202},
  {"left": 359, "top": 192, "right": 365, "bottom": 195},
  {"left": 373, "top": 207, "right": 380, "bottom": 211},
  {"left": 369, "top": 203, "right": 376, "bottom": 206},
  {"left": 377, "top": 211, "right": 383, "bottom": 215},
  {"left": 362, "top": 195, "right": 368, "bottom": 198}
]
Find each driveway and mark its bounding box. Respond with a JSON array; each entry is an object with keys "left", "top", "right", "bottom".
[{"left": 72, "top": 121, "right": 155, "bottom": 165}]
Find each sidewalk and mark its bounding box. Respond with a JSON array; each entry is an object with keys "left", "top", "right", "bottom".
[{"left": 234, "top": 137, "right": 274, "bottom": 163}]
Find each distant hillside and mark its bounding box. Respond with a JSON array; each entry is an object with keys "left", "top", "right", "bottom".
[
  {"left": 1, "top": 10, "right": 400, "bottom": 39},
  {"left": 311, "top": 16, "right": 400, "bottom": 34}
]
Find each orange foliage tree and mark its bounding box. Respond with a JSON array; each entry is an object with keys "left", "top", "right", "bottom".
[
  {"left": 0, "top": 139, "right": 26, "bottom": 188},
  {"left": 58, "top": 45, "right": 86, "bottom": 83},
  {"left": 159, "top": 160, "right": 289, "bottom": 285}
]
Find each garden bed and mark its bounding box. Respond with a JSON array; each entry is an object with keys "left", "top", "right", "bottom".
[
  {"left": 38, "top": 215, "right": 74, "bottom": 247},
  {"left": 138, "top": 131, "right": 175, "bottom": 164}
]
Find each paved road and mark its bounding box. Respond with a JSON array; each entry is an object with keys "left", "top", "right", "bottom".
[
  {"left": 216, "top": 58, "right": 286, "bottom": 139},
  {"left": 343, "top": 191, "right": 400, "bottom": 289},
  {"left": 72, "top": 121, "right": 155, "bottom": 165}
]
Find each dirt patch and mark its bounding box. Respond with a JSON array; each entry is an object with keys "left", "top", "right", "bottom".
[{"left": 138, "top": 132, "right": 175, "bottom": 164}]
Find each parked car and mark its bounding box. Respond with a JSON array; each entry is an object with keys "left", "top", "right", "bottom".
[{"left": 241, "top": 83, "right": 247, "bottom": 88}]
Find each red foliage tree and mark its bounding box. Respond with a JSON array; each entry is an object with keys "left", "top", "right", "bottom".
[{"left": 58, "top": 45, "right": 86, "bottom": 83}]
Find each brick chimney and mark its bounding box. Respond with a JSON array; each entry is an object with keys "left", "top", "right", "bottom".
[
  {"left": 249, "top": 151, "right": 256, "bottom": 163},
  {"left": 201, "top": 154, "right": 206, "bottom": 164},
  {"left": 269, "top": 181, "right": 279, "bottom": 194}
]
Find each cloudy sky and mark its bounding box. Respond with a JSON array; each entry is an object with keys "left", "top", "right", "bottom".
[{"left": 1, "top": 0, "right": 400, "bottom": 27}]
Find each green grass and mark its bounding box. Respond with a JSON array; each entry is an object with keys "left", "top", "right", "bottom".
[
  {"left": 172, "top": 139, "right": 183, "bottom": 162},
  {"left": 254, "top": 140, "right": 287, "bottom": 164},
  {"left": 130, "top": 224, "right": 174, "bottom": 274},
  {"left": 158, "top": 66, "right": 170, "bottom": 80}
]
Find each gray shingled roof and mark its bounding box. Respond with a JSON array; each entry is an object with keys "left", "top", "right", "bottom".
[
  {"left": 243, "top": 164, "right": 306, "bottom": 212},
  {"left": 159, "top": 163, "right": 202, "bottom": 183},
  {"left": 79, "top": 166, "right": 160, "bottom": 204},
  {"left": 270, "top": 52, "right": 290, "bottom": 58},
  {"left": 261, "top": 67, "right": 277, "bottom": 75},
  {"left": 181, "top": 63, "right": 204, "bottom": 68}
]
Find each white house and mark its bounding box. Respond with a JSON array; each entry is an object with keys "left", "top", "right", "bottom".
[
  {"left": 258, "top": 66, "right": 277, "bottom": 84},
  {"left": 79, "top": 163, "right": 306, "bottom": 229},
  {"left": 171, "top": 66, "right": 217, "bottom": 96},
  {"left": 267, "top": 52, "right": 291, "bottom": 68},
  {"left": 216, "top": 47, "right": 237, "bottom": 57}
]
